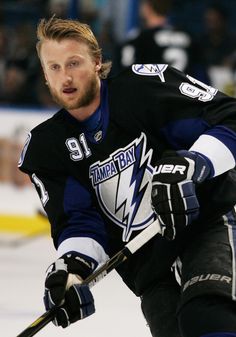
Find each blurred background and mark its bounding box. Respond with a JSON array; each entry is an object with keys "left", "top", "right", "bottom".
[{"left": 1, "top": 0, "right": 236, "bottom": 336}]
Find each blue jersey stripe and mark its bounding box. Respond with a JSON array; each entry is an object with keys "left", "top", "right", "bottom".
[
  {"left": 60, "top": 176, "right": 108, "bottom": 252},
  {"left": 160, "top": 118, "right": 210, "bottom": 149},
  {"left": 204, "top": 125, "right": 236, "bottom": 162}
]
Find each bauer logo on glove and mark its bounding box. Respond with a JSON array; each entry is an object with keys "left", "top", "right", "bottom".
[{"left": 156, "top": 164, "right": 187, "bottom": 175}]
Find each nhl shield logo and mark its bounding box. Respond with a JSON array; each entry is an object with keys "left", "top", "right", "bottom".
[{"left": 89, "top": 133, "right": 156, "bottom": 241}]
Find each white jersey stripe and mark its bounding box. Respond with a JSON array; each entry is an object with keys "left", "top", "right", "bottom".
[
  {"left": 57, "top": 237, "right": 109, "bottom": 266},
  {"left": 189, "top": 134, "right": 235, "bottom": 177}
]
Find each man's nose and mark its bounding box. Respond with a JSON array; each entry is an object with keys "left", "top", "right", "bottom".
[{"left": 62, "top": 70, "right": 73, "bottom": 85}]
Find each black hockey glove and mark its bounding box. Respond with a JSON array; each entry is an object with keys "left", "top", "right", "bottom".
[
  {"left": 44, "top": 252, "right": 96, "bottom": 328},
  {"left": 152, "top": 150, "right": 211, "bottom": 240}
]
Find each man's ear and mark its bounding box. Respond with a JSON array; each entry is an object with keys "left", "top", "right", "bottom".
[
  {"left": 44, "top": 72, "right": 49, "bottom": 85},
  {"left": 95, "top": 58, "right": 102, "bottom": 72}
]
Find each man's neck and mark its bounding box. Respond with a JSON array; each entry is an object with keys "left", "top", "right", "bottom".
[
  {"left": 146, "top": 15, "right": 168, "bottom": 28},
  {"left": 68, "top": 98, "right": 100, "bottom": 121}
]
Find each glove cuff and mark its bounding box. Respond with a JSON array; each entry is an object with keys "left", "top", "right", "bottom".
[
  {"left": 177, "top": 150, "right": 212, "bottom": 182},
  {"left": 62, "top": 252, "right": 96, "bottom": 280}
]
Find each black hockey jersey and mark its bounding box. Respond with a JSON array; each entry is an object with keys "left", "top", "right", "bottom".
[
  {"left": 115, "top": 26, "right": 192, "bottom": 74},
  {"left": 19, "top": 65, "right": 236, "bottom": 268}
]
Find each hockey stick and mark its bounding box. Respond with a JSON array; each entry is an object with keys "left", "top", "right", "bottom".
[{"left": 16, "top": 218, "right": 161, "bottom": 337}]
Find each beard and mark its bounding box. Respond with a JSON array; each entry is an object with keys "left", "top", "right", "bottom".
[{"left": 48, "top": 74, "right": 99, "bottom": 111}]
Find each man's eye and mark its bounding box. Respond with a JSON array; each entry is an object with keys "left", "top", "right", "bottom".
[
  {"left": 50, "top": 64, "right": 60, "bottom": 71},
  {"left": 69, "top": 61, "right": 79, "bottom": 67}
]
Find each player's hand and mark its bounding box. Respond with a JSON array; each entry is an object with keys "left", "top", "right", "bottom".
[
  {"left": 152, "top": 150, "right": 211, "bottom": 240},
  {"left": 44, "top": 252, "right": 96, "bottom": 328}
]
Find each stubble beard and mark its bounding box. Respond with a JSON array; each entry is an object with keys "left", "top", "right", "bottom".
[{"left": 48, "top": 74, "right": 99, "bottom": 111}]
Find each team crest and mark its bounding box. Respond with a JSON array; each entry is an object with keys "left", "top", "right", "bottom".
[
  {"left": 132, "top": 64, "right": 167, "bottom": 82},
  {"left": 18, "top": 132, "right": 32, "bottom": 167},
  {"left": 89, "top": 133, "right": 156, "bottom": 241}
]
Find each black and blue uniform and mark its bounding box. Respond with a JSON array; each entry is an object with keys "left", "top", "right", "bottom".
[{"left": 19, "top": 65, "right": 236, "bottom": 337}]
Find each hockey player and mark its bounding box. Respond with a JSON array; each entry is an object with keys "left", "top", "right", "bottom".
[
  {"left": 114, "top": 0, "right": 193, "bottom": 74},
  {"left": 18, "top": 17, "right": 236, "bottom": 337}
]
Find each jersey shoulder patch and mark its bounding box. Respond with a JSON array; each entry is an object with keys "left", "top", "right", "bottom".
[
  {"left": 132, "top": 64, "right": 167, "bottom": 82},
  {"left": 18, "top": 132, "right": 32, "bottom": 167}
]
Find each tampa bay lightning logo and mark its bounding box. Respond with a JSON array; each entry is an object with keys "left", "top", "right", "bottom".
[
  {"left": 132, "top": 64, "right": 167, "bottom": 82},
  {"left": 89, "top": 133, "right": 156, "bottom": 241}
]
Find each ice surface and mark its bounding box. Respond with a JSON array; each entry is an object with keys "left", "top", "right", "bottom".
[
  {"left": 0, "top": 184, "right": 151, "bottom": 337},
  {"left": 0, "top": 237, "right": 151, "bottom": 337}
]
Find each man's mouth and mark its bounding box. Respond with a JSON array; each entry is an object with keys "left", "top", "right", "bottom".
[{"left": 63, "top": 88, "right": 77, "bottom": 94}]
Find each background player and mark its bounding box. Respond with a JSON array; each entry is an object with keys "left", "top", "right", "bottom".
[{"left": 114, "top": 0, "right": 193, "bottom": 74}]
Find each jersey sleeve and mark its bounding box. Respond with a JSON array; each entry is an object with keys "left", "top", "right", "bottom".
[
  {"left": 18, "top": 129, "right": 109, "bottom": 266},
  {"left": 139, "top": 65, "right": 236, "bottom": 177}
]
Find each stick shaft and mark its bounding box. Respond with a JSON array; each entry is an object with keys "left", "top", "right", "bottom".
[{"left": 16, "top": 218, "right": 161, "bottom": 337}]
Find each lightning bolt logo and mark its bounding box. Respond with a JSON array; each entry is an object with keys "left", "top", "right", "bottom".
[
  {"left": 90, "top": 133, "right": 156, "bottom": 242},
  {"left": 115, "top": 139, "right": 151, "bottom": 241},
  {"left": 132, "top": 64, "right": 167, "bottom": 82}
]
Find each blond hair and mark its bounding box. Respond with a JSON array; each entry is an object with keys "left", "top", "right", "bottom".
[{"left": 36, "top": 16, "right": 112, "bottom": 79}]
